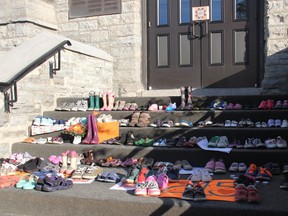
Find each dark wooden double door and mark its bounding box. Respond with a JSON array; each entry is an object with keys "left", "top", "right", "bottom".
[{"left": 147, "top": 0, "right": 259, "bottom": 89}]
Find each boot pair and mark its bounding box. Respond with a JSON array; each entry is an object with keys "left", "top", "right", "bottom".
[
  {"left": 178, "top": 86, "right": 193, "bottom": 110},
  {"left": 80, "top": 150, "right": 95, "bottom": 165},
  {"left": 129, "top": 112, "right": 151, "bottom": 127},
  {"left": 87, "top": 91, "right": 100, "bottom": 111},
  {"left": 60, "top": 150, "right": 78, "bottom": 175},
  {"left": 100, "top": 92, "right": 115, "bottom": 111},
  {"left": 82, "top": 115, "right": 99, "bottom": 144}
]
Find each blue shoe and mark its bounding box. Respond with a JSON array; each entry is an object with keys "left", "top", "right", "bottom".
[
  {"left": 166, "top": 103, "right": 177, "bottom": 111},
  {"left": 179, "top": 120, "right": 193, "bottom": 127}
]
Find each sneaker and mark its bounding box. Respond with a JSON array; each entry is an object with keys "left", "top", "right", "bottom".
[
  {"left": 157, "top": 174, "right": 169, "bottom": 189},
  {"left": 264, "top": 138, "right": 277, "bottom": 149},
  {"left": 276, "top": 136, "right": 287, "bottom": 148},
  {"left": 114, "top": 133, "right": 127, "bottom": 145},
  {"left": 191, "top": 169, "right": 202, "bottom": 182},
  {"left": 165, "top": 103, "right": 177, "bottom": 111},
  {"left": 268, "top": 119, "right": 275, "bottom": 127},
  {"left": 119, "top": 119, "right": 129, "bottom": 127},
  {"left": 275, "top": 119, "right": 282, "bottom": 127},
  {"left": 246, "top": 164, "right": 258, "bottom": 177},
  {"left": 146, "top": 175, "right": 161, "bottom": 196},
  {"left": 247, "top": 185, "right": 260, "bottom": 203},
  {"left": 234, "top": 174, "right": 256, "bottom": 186},
  {"left": 161, "top": 120, "right": 174, "bottom": 128},
  {"left": 208, "top": 136, "right": 219, "bottom": 147},
  {"left": 281, "top": 119, "right": 288, "bottom": 128},
  {"left": 229, "top": 162, "right": 239, "bottom": 172},
  {"left": 201, "top": 169, "right": 212, "bottom": 182},
  {"left": 214, "top": 160, "right": 226, "bottom": 173},
  {"left": 235, "top": 184, "right": 247, "bottom": 202},
  {"left": 244, "top": 138, "right": 256, "bottom": 149},
  {"left": 256, "top": 167, "right": 272, "bottom": 181},
  {"left": 193, "top": 183, "right": 207, "bottom": 201},
  {"left": 238, "top": 163, "right": 247, "bottom": 172},
  {"left": 175, "top": 136, "right": 187, "bottom": 147},
  {"left": 204, "top": 159, "right": 215, "bottom": 173},
  {"left": 150, "top": 119, "right": 162, "bottom": 128},
  {"left": 254, "top": 138, "right": 265, "bottom": 148},
  {"left": 134, "top": 182, "right": 148, "bottom": 196},
  {"left": 215, "top": 136, "right": 229, "bottom": 148},
  {"left": 280, "top": 174, "right": 288, "bottom": 189},
  {"left": 125, "top": 131, "right": 135, "bottom": 145}
]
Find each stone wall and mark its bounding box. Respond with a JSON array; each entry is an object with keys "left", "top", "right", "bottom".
[
  {"left": 55, "top": 0, "right": 144, "bottom": 96},
  {"left": 262, "top": 0, "right": 288, "bottom": 93}
]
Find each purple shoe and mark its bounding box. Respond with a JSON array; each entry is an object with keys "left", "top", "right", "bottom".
[
  {"left": 214, "top": 160, "right": 226, "bottom": 174},
  {"left": 204, "top": 159, "right": 215, "bottom": 173},
  {"left": 42, "top": 175, "right": 73, "bottom": 192}
]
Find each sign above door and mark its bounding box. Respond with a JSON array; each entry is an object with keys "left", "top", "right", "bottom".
[{"left": 192, "top": 6, "right": 210, "bottom": 21}]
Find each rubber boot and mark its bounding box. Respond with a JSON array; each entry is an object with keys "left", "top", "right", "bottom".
[
  {"left": 185, "top": 86, "right": 193, "bottom": 110},
  {"left": 90, "top": 115, "right": 100, "bottom": 144},
  {"left": 100, "top": 92, "right": 108, "bottom": 111},
  {"left": 60, "top": 150, "right": 70, "bottom": 173},
  {"left": 94, "top": 92, "right": 100, "bottom": 111},
  {"left": 177, "top": 86, "right": 186, "bottom": 110},
  {"left": 82, "top": 114, "right": 92, "bottom": 144},
  {"left": 105, "top": 92, "right": 114, "bottom": 111},
  {"left": 87, "top": 91, "right": 95, "bottom": 111},
  {"left": 66, "top": 151, "right": 78, "bottom": 175}
]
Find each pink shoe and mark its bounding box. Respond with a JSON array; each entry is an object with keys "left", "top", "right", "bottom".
[
  {"left": 157, "top": 174, "right": 169, "bottom": 189},
  {"left": 258, "top": 100, "right": 267, "bottom": 109},
  {"left": 233, "top": 103, "right": 242, "bottom": 109},
  {"left": 226, "top": 103, "right": 234, "bottom": 110},
  {"left": 134, "top": 182, "right": 148, "bottom": 196},
  {"left": 146, "top": 175, "right": 160, "bottom": 196}
]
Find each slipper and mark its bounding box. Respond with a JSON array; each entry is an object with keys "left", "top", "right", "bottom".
[{"left": 104, "top": 172, "right": 120, "bottom": 183}]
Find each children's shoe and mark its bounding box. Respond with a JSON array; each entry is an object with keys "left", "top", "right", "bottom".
[
  {"left": 276, "top": 136, "right": 287, "bottom": 148},
  {"left": 157, "top": 174, "right": 169, "bottom": 189},
  {"left": 246, "top": 164, "right": 258, "bottom": 177},
  {"left": 258, "top": 100, "right": 267, "bottom": 109},
  {"left": 134, "top": 182, "right": 148, "bottom": 196},
  {"left": 235, "top": 184, "right": 247, "bottom": 202},
  {"left": 256, "top": 167, "right": 272, "bottom": 181},
  {"left": 146, "top": 175, "right": 161, "bottom": 196},
  {"left": 229, "top": 162, "right": 239, "bottom": 172},
  {"left": 214, "top": 160, "right": 226, "bottom": 173},
  {"left": 165, "top": 103, "right": 177, "bottom": 111},
  {"left": 193, "top": 183, "right": 207, "bottom": 201},
  {"left": 204, "top": 159, "right": 215, "bottom": 173},
  {"left": 247, "top": 185, "right": 260, "bottom": 203}
]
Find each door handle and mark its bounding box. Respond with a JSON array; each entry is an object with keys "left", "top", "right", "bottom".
[
  {"left": 188, "top": 21, "right": 200, "bottom": 40},
  {"left": 200, "top": 20, "right": 208, "bottom": 38}
]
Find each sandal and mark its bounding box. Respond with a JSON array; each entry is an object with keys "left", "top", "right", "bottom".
[{"left": 42, "top": 175, "right": 73, "bottom": 192}]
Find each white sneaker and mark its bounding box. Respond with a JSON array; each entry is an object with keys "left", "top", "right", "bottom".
[
  {"left": 201, "top": 169, "right": 212, "bottom": 182},
  {"left": 281, "top": 119, "right": 288, "bottom": 128},
  {"left": 265, "top": 138, "right": 277, "bottom": 148},
  {"left": 277, "top": 136, "right": 287, "bottom": 148},
  {"left": 216, "top": 136, "right": 229, "bottom": 148}
]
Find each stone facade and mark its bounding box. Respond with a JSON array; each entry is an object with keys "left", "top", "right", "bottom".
[
  {"left": 0, "top": 0, "right": 287, "bottom": 157},
  {"left": 262, "top": 0, "right": 288, "bottom": 93}
]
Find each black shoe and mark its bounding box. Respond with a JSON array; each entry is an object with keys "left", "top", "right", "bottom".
[
  {"left": 114, "top": 133, "right": 127, "bottom": 145},
  {"left": 280, "top": 173, "right": 288, "bottom": 189},
  {"left": 125, "top": 131, "right": 135, "bottom": 145}
]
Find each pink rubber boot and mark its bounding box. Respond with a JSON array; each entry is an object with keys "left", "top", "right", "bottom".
[
  {"left": 105, "top": 92, "right": 115, "bottom": 111},
  {"left": 82, "top": 115, "right": 92, "bottom": 144},
  {"left": 100, "top": 92, "right": 108, "bottom": 111},
  {"left": 90, "top": 115, "right": 100, "bottom": 144}
]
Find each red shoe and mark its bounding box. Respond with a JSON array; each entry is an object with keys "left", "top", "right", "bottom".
[
  {"left": 267, "top": 99, "right": 274, "bottom": 110},
  {"left": 258, "top": 100, "right": 267, "bottom": 109}
]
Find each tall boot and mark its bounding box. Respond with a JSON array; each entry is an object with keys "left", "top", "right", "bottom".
[
  {"left": 60, "top": 150, "right": 70, "bottom": 173},
  {"left": 185, "top": 86, "right": 193, "bottom": 110},
  {"left": 82, "top": 114, "right": 92, "bottom": 144},
  {"left": 105, "top": 92, "right": 115, "bottom": 111},
  {"left": 100, "top": 92, "right": 108, "bottom": 111},
  {"left": 90, "top": 115, "right": 100, "bottom": 144},
  {"left": 87, "top": 91, "right": 95, "bottom": 111},
  {"left": 66, "top": 150, "right": 78, "bottom": 175},
  {"left": 177, "top": 86, "right": 186, "bottom": 110},
  {"left": 94, "top": 92, "right": 100, "bottom": 111}
]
